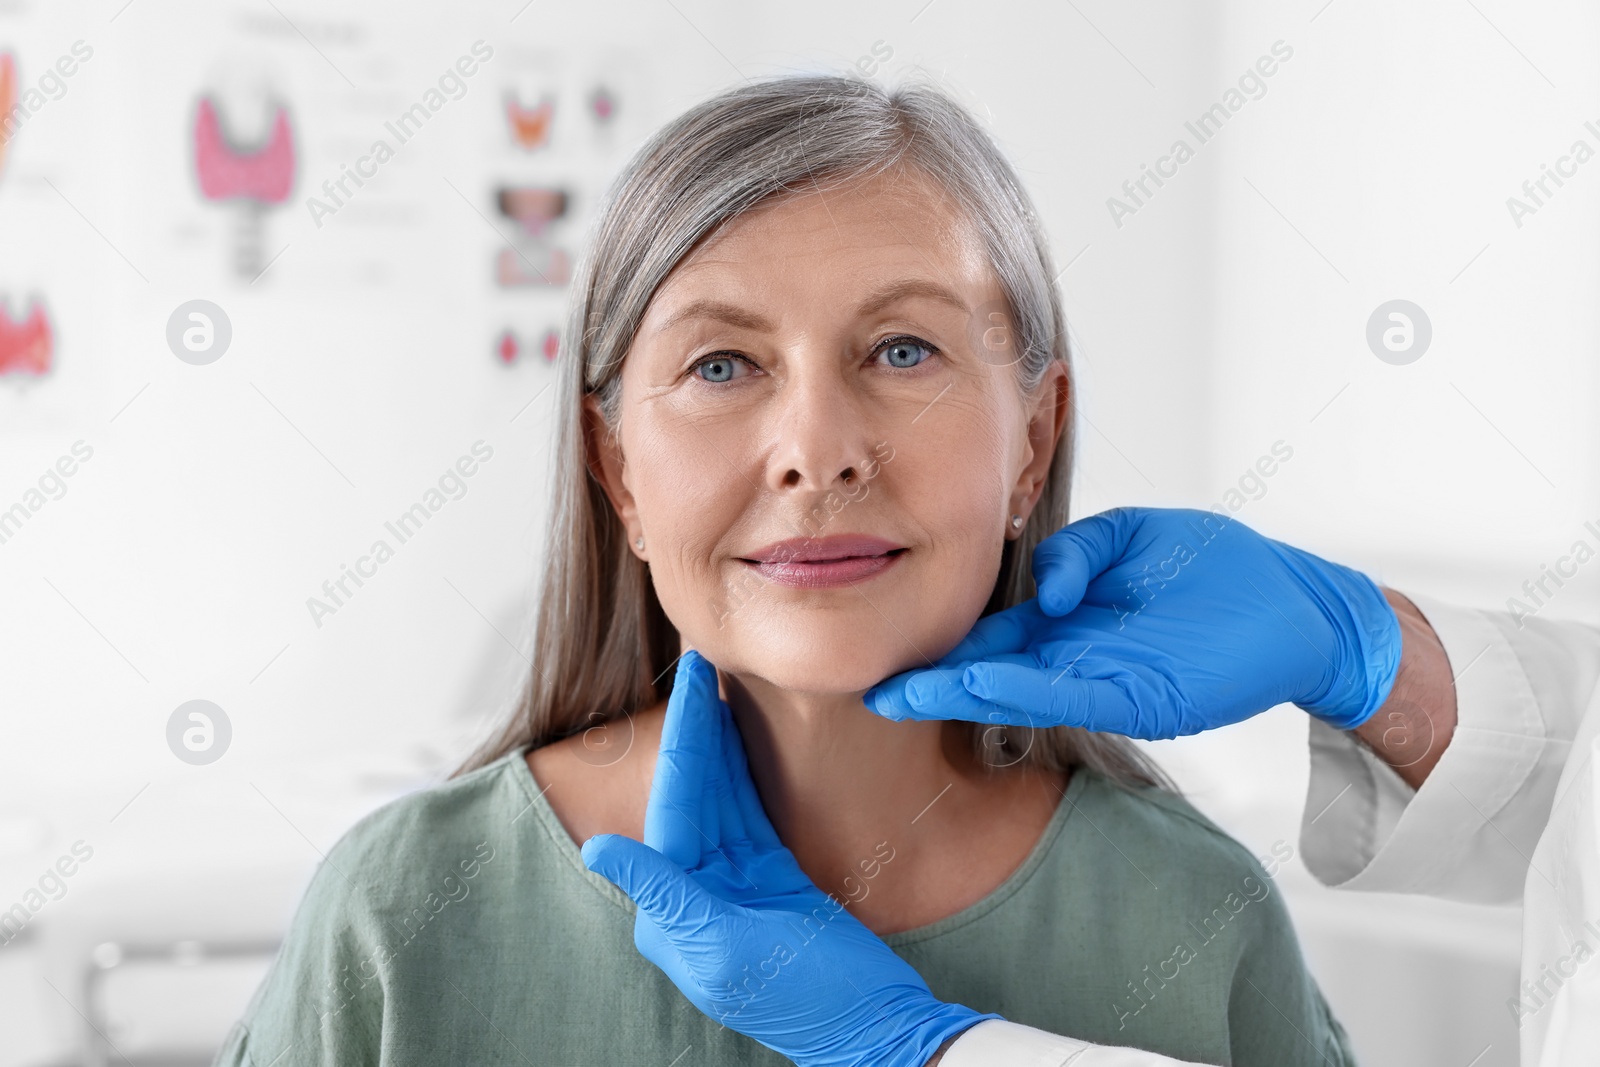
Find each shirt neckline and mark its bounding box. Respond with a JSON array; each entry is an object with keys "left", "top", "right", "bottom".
[{"left": 507, "top": 741, "right": 1092, "bottom": 947}]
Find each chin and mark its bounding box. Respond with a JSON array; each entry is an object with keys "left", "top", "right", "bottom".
[
  {"left": 747, "top": 660, "right": 887, "bottom": 696},
  {"left": 708, "top": 625, "right": 946, "bottom": 696}
]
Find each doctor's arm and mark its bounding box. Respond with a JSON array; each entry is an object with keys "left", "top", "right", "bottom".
[
  {"left": 931, "top": 586, "right": 1600, "bottom": 1063},
  {"left": 1300, "top": 585, "right": 1600, "bottom": 903},
  {"left": 863, "top": 506, "right": 1600, "bottom": 906},
  {"left": 1343, "top": 588, "right": 1457, "bottom": 790},
  {"left": 928, "top": 1021, "right": 1211, "bottom": 1065}
]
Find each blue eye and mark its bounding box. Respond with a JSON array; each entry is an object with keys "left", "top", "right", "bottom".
[
  {"left": 692, "top": 338, "right": 935, "bottom": 383},
  {"left": 693, "top": 354, "right": 754, "bottom": 383},
  {"left": 876, "top": 336, "right": 935, "bottom": 369}
]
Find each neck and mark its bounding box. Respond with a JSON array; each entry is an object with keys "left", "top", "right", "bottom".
[{"left": 718, "top": 667, "right": 980, "bottom": 895}]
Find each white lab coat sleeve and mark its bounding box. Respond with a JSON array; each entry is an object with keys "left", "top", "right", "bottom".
[
  {"left": 938, "top": 1019, "right": 1216, "bottom": 1067},
  {"left": 941, "top": 593, "right": 1600, "bottom": 1067},
  {"left": 1511, "top": 606, "right": 1600, "bottom": 1066},
  {"left": 1299, "top": 588, "right": 1600, "bottom": 904}
]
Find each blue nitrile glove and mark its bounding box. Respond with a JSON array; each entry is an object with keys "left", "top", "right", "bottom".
[
  {"left": 581, "top": 649, "right": 1000, "bottom": 1067},
  {"left": 863, "top": 507, "right": 1402, "bottom": 739}
]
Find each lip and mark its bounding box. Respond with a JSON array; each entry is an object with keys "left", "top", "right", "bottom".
[{"left": 739, "top": 534, "right": 909, "bottom": 589}]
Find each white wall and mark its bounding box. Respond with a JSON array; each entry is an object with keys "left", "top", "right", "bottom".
[{"left": 0, "top": 1, "right": 1593, "bottom": 1064}]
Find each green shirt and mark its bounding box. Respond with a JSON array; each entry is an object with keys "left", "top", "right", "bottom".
[{"left": 214, "top": 746, "right": 1356, "bottom": 1066}]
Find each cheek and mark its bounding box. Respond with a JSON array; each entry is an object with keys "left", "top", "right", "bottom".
[
  {"left": 624, "top": 415, "right": 748, "bottom": 620},
  {"left": 902, "top": 387, "right": 1015, "bottom": 530},
  {"left": 856, "top": 394, "right": 1011, "bottom": 647},
  {"left": 903, "top": 455, "right": 1008, "bottom": 615},
  {"left": 628, "top": 408, "right": 744, "bottom": 525}
]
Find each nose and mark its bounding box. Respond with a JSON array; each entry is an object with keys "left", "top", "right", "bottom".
[{"left": 765, "top": 366, "right": 879, "bottom": 497}]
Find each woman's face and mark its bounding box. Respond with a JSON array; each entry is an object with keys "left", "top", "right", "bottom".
[{"left": 586, "top": 166, "right": 1067, "bottom": 695}]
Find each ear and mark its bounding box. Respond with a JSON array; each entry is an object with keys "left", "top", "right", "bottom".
[
  {"left": 582, "top": 393, "right": 645, "bottom": 558},
  {"left": 1009, "top": 361, "right": 1069, "bottom": 536}
]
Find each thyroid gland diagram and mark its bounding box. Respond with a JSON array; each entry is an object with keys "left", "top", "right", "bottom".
[
  {"left": 0, "top": 299, "right": 54, "bottom": 377},
  {"left": 192, "top": 93, "right": 296, "bottom": 279},
  {"left": 505, "top": 93, "right": 554, "bottom": 150},
  {"left": 0, "top": 53, "right": 16, "bottom": 181}
]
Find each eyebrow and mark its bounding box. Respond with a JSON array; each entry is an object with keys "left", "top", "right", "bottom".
[{"left": 653, "top": 277, "right": 970, "bottom": 336}]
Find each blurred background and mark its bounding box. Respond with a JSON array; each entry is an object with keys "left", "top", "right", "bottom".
[{"left": 1, "top": 0, "right": 1595, "bottom": 1064}]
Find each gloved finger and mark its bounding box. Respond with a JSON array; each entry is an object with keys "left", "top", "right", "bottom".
[
  {"left": 910, "top": 648, "right": 1043, "bottom": 704},
  {"left": 908, "top": 653, "right": 1043, "bottom": 706},
  {"left": 877, "top": 678, "right": 1047, "bottom": 728},
  {"left": 1031, "top": 508, "right": 1142, "bottom": 616},
  {"left": 695, "top": 655, "right": 730, "bottom": 859},
  {"left": 708, "top": 699, "right": 744, "bottom": 847},
  {"left": 936, "top": 599, "right": 1047, "bottom": 666},
  {"left": 861, "top": 602, "right": 1045, "bottom": 713},
  {"left": 698, "top": 691, "right": 724, "bottom": 855},
  {"left": 960, "top": 662, "right": 1146, "bottom": 732},
  {"left": 581, "top": 832, "right": 731, "bottom": 938},
  {"left": 645, "top": 649, "right": 722, "bottom": 867},
  {"left": 871, "top": 667, "right": 972, "bottom": 721},
  {"left": 718, "top": 700, "right": 784, "bottom": 853},
  {"left": 861, "top": 668, "right": 919, "bottom": 720},
  {"left": 863, "top": 659, "right": 1037, "bottom": 725}
]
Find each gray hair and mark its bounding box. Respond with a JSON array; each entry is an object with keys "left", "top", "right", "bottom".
[{"left": 454, "top": 70, "right": 1171, "bottom": 792}]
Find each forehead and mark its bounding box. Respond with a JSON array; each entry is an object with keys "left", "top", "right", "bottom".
[{"left": 650, "top": 167, "right": 996, "bottom": 305}]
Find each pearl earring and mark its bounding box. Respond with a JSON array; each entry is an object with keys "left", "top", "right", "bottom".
[
  {"left": 635, "top": 536, "right": 645, "bottom": 550},
  {"left": 1010, "top": 515, "right": 1024, "bottom": 530}
]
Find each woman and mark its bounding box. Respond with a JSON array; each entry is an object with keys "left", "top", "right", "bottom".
[{"left": 214, "top": 72, "right": 1355, "bottom": 1066}]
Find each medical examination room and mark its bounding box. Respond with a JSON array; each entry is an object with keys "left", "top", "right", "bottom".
[{"left": 1, "top": 0, "right": 1597, "bottom": 1064}]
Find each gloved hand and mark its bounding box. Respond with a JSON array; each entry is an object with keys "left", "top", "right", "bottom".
[
  {"left": 581, "top": 648, "right": 1001, "bottom": 1067},
  {"left": 863, "top": 507, "right": 1402, "bottom": 739}
]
